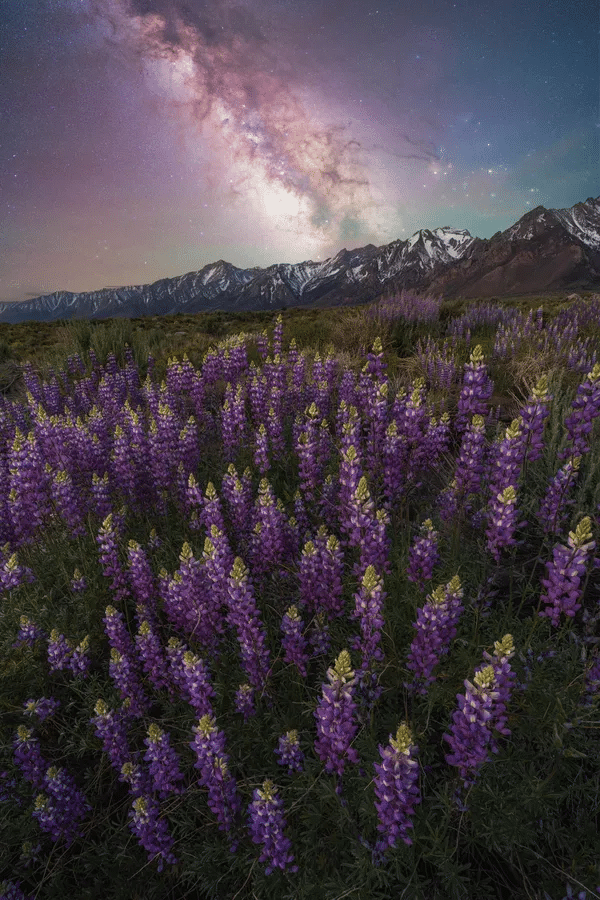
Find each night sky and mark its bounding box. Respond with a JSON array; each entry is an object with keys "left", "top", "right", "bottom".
[{"left": 2, "top": 0, "right": 599, "bottom": 304}]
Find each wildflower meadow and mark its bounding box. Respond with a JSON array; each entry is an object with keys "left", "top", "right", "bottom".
[{"left": 0, "top": 290, "right": 599, "bottom": 899}]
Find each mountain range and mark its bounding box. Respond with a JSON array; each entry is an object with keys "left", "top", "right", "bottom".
[{"left": 1, "top": 195, "right": 599, "bottom": 324}]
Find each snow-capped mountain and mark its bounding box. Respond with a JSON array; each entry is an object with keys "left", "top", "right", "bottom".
[{"left": 1, "top": 196, "right": 598, "bottom": 324}]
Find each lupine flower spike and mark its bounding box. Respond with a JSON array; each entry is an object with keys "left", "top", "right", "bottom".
[
  {"left": 314, "top": 649, "right": 360, "bottom": 783},
  {"left": 248, "top": 780, "right": 297, "bottom": 875},
  {"left": 443, "top": 634, "right": 517, "bottom": 791},
  {"left": 371, "top": 723, "right": 421, "bottom": 862},
  {"left": 539, "top": 517, "right": 596, "bottom": 627},
  {"left": 274, "top": 730, "right": 305, "bottom": 774}
]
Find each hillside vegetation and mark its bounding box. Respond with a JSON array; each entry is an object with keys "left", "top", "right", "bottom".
[{"left": 1, "top": 288, "right": 599, "bottom": 900}]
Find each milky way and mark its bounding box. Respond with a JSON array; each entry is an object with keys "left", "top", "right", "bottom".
[
  {"left": 1, "top": 0, "right": 597, "bottom": 301},
  {"left": 89, "top": 0, "right": 442, "bottom": 244}
]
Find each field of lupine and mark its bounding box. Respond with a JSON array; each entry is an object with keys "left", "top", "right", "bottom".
[{"left": 1, "top": 289, "right": 600, "bottom": 900}]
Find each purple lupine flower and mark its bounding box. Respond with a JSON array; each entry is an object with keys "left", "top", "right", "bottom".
[
  {"left": 350, "top": 566, "right": 386, "bottom": 673},
  {"left": 248, "top": 780, "right": 298, "bottom": 875},
  {"left": 439, "top": 414, "right": 487, "bottom": 522},
  {"left": 234, "top": 683, "right": 256, "bottom": 720},
  {"left": 176, "top": 415, "right": 201, "bottom": 476},
  {"left": 248, "top": 370, "right": 268, "bottom": 426},
  {"left": 423, "top": 412, "right": 451, "bottom": 464},
  {"left": 559, "top": 362, "right": 600, "bottom": 460},
  {"left": 539, "top": 517, "right": 596, "bottom": 627},
  {"left": 199, "top": 481, "right": 228, "bottom": 534},
  {"left": 455, "top": 413, "right": 487, "bottom": 490},
  {"left": 13, "top": 727, "right": 48, "bottom": 791},
  {"left": 274, "top": 730, "right": 305, "bottom": 774},
  {"left": 158, "top": 543, "right": 212, "bottom": 642},
  {"left": 286, "top": 345, "right": 304, "bottom": 407},
  {"left": 283, "top": 508, "right": 299, "bottom": 560},
  {"left": 249, "top": 479, "right": 289, "bottom": 580},
  {"left": 272, "top": 313, "right": 283, "bottom": 356},
  {"left": 190, "top": 714, "right": 243, "bottom": 849},
  {"left": 255, "top": 330, "right": 269, "bottom": 362},
  {"left": 18, "top": 839, "right": 42, "bottom": 868},
  {"left": 337, "top": 369, "right": 358, "bottom": 411},
  {"left": 293, "top": 490, "right": 310, "bottom": 543},
  {"left": 538, "top": 455, "right": 581, "bottom": 535},
  {"left": 407, "top": 519, "right": 440, "bottom": 588},
  {"left": 23, "top": 697, "right": 60, "bottom": 723},
  {"left": 343, "top": 472, "right": 373, "bottom": 547},
  {"left": 0, "top": 880, "right": 35, "bottom": 899},
  {"left": 8, "top": 430, "right": 50, "bottom": 545},
  {"left": 338, "top": 400, "right": 362, "bottom": 452},
  {"left": 97, "top": 514, "right": 130, "bottom": 604},
  {"left": 519, "top": 374, "right": 552, "bottom": 463},
  {"left": 338, "top": 444, "right": 363, "bottom": 533},
  {"left": 135, "top": 619, "right": 173, "bottom": 695},
  {"left": 148, "top": 528, "right": 162, "bottom": 550},
  {"left": 50, "top": 469, "right": 86, "bottom": 536},
  {"left": 484, "top": 418, "right": 527, "bottom": 552},
  {"left": 266, "top": 398, "right": 286, "bottom": 462},
  {"left": 319, "top": 474, "right": 338, "bottom": 534},
  {"left": 443, "top": 634, "right": 516, "bottom": 790},
  {"left": 13, "top": 615, "right": 45, "bottom": 648},
  {"left": 299, "top": 532, "right": 345, "bottom": 621},
  {"left": 90, "top": 473, "right": 112, "bottom": 522},
  {"left": 111, "top": 422, "right": 137, "bottom": 504},
  {"left": 281, "top": 605, "right": 309, "bottom": 677},
  {"left": 91, "top": 699, "right": 132, "bottom": 771},
  {"left": 346, "top": 477, "right": 390, "bottom": 575},
  {"left": 150, "top": 399, "right": 181, "bottom": 491},
  {"left": 1, "top": 552, "right": 36, "bottom": 594},
  {"left": 103, "top": 605, "right": 135, "bottom": 656},
  {"left": 165, "top": 637, "right": 187, "bottom": 689},
  {"left": 336, "top": 401, "right": 361, "bottom": 454},
  {"left": 119, "top": 410, "right": 148, "bottom": 502},
  {"left": 69, "top": 635, "right": 91, "bottom": 678},
  {"left": 382, "top": 420, "right": 409, "bottom": 509},
  {"left": 128, "top": 794, "right": 178, "bottom": 871},
  {"left": 314, "top": 650, "right": 360, "bottom": 779},
  {"left": 485, "top": 485, "right": 521, "bottom": 562},
  {"left": 165, "top": 541, "right": 224, "bottom": 652},
  {"left": 353, "top": 669, "right": 383, "bottom": 724},
  {"left": 70, "top": 568, "right": 87, "bottom": 592},
  {"left": 364, "top": 380, "right": 389, "bottom": 478},
  {"left": 308, "top": 612, "right": 331, "bottom": 658},
  {"left": 119, "top": 760, "right": 151, "bottom": 798},
  {"left": 225, "top": 558, "right": 271, "bottom": 694},
  {"left": 127, "top": 540, "right": 157, "bottom": 618},
  {"left": 143, "top": 724, "right": 185, "bottom": 798},
  {"left": 363, "top": 334, "right": 387, "bottom": 381},
  {"left": 371, "top": 723, "right": 421, "bottom": 857},
  {"left": 221, "top": 383, "right": 247, "bottom": 462},
  {"left": 47, "top": 629, "right": 73, "bottom": 673},
  {"left": 404, "top": 576, "right": 464, "bottom": 696},
  {"left": 358, "top": 508, "right": 391, "bottom": 577},
  {"left": 480, "top": 637, "right": 518, "bottom": 744},
  {"left": 399, "top": 380, "right": 430, "bottom": 485},
  {"left": 455, "top": 345, "right": 494, "bottom": 434},
  {"left": 33, "top": 765, "right": 91, "bottom": 846},
  {"left": 296, "top": 403, "right": 324, "bottom": 503},
  {"left": 179, "top": 650, "right": 216, "bottom": 718},
  {"left": 109, "top": 648, "right": 150, "bottom": 718},
  {"left": 254, "top": 424, "right": 270, "bottom": 475}
]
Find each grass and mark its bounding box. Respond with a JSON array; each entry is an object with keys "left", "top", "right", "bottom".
[{"left": 0, "top": 288, "right": 599, "bottom": 900}]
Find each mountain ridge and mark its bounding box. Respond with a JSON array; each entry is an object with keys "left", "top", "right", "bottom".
[{"left": 1, "top": 196, "right": 599, "bottom": 323}]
